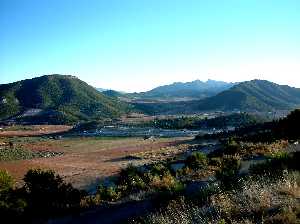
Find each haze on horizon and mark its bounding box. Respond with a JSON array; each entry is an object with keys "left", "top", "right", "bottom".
[{"left": 1, "top": 0, "right": 300, "bottom": 92}]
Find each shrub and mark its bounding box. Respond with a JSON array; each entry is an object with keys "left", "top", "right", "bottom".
[
  {"left": 0, "top": 170, "right": 14, "bottom": 192},
  {"left": 150, "top": 163, "right": 170, "bottom": 176},
  {"left": 185, "top": 152, "right": 207, "bottom": 170},
  {"left": 0, "top": 170, "right": 27, "bottom": 221},
  {"left": 117, "top": 164, "right": 147, "bottom": 194},
  {"left": 23, "top": 169, "right": 84, "bottom": 217},
  {"left": 97, "top": 184, "right": 121, "bottom": 202},
  {"left": 191, "top": 182, "right": 221, "bottom": 205},
  {"left": 80, "top": 194, "right": 101, "bottom": 208},
  {"left": 268, "top": 151, "right": 289, "bottom": 160},
  {"left": 224, "top": 138, "right": 240, "bottom": 155},
  {"left": 150, "top": 173, "right": 184, "bottom": 193},
  {"left": 119, "top": 164, "right": 141, "bottom": 181},
  {"left": 250, "top": 151, "right": 299, "bottom": 176},
  {"left": 216, "top": 156, "right": 241, "bottom": 189},
  {"left": 265, "top": 208, "right": 299, "bottom": 224},
  {"left": 0, "top": 190, "right": 27, "bottom": 221},
  {"left": 209, "top": 157, "right": 222, "bottom": 167}
]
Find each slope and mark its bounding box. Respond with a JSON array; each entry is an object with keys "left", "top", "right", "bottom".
[
  {"left": 197, "top": 80, "right": 300, "bottom": 111},
  {"left": 0, "top": 75, "right": 131, "bottom": 124}
]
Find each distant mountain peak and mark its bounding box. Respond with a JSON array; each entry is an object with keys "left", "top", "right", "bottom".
[{"left": 131, "top": 79, "right": 235, "bottom": 101}]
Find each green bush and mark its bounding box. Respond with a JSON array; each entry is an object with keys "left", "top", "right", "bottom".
[
  {"left": 224, "top": 138, "right": 240, "bottom": 155},
  {"left": 0, "top": 170, "right": 27, "bottom": 221},
  {"left": 97, "top": 184, "right": 121, "bottom": 202},
  {"left": 117, "top": 164, "right": 147, "bottom": 194},
  {"left": 250, "top": 151, "right": 299, "bottom": 175},
  {"left": 100, "top": 163, "right": 185, "bottom": 200},
  {"left": 150, "top": 173, "right": 184, "bottom": 193},
  {"left": 150, "top": 163, "right": 170, "bottom": 176},
  {"left": 185, "top": 152, "right": 207, "bottom": 170},
  {"left": 268, "top": 151, "right": 289, "bottom": 160},
  {"left": 216, "top": 156, "right": 241, "bottom": 189},
  {"left": 0, "top": 170, "right": 14, "bottom": 192}
]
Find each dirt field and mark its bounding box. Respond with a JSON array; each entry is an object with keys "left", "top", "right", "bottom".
[
  {"left": 0, "top": 125, "right": 72, "bottom": 137},
  {"left": 0, "top": 136, "right": 190, "bottom": 191}
]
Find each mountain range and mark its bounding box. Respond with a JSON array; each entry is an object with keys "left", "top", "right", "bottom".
[
  {"left": 133, "top": 80, "right": 300, "bottom": 114},
  {"left": 1, "top": 75, "right": 300, "bottom": 124},
  {"left": 126, "top": 79, "right": 235, "bottom": 101}
]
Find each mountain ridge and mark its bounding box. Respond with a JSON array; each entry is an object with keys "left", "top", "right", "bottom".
[
  {"left": 0, "top": 74, "right": 131, "bottom": 124},
  {"left": 2, "top": 76, "right": 300, "bottom": 121},
  {"left": 197, "top": 79, "right": 300, "bottom": 111},
  {"left": 133, "top": 79, "right": 300, "bottom": 114},
  {"left": 127, "top": 79, "right": 235, "bottom": 101}
]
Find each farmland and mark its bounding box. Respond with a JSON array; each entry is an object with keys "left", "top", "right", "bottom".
[{"left": 0, "top": 126, "right": 192, "bottom": 190}]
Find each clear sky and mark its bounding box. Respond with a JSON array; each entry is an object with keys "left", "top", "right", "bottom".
[{"left": 1, "top": 0, "right": 300, "bottom": 92}]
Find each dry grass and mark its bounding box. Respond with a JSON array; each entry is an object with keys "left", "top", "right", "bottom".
[
  {"left": 212, "top": 171, "right": 300, "bottom": 220},
  {"left": 134, "top": 197, "right": 220, "bottom": 224},
  {"left": 237, "top": 140, "right": 289, "bottom": 157},
  {"left": 134, "top": 171, "right": 300, "bottom": 224},
  {"left": 132, "top": 144, "right": 189, "bottom": 162}
]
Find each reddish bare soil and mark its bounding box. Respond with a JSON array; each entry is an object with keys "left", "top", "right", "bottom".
[
  {"left": 0, "top": 125, "right": 72, "bottom": 137},
  {"left": 0, "top": 137, "right": 189, "bottom": 190}
]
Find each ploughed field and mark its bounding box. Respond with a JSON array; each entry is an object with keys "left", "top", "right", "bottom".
[{"left": 0, "top": 125, "right": 191, "bottom": 191}]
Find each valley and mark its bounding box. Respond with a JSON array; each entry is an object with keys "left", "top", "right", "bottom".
[
  {"left": 0, "top": 113, "right": 229, "bottom": 192},
  {"left": 1, "top": 75, "right": 300, "bottom": 223},
  {"left": 2, "top": 2, "right": 300, "bottom": 223}
]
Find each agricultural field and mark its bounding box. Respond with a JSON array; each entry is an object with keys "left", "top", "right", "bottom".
[{"left": 0, "top": 125, "right": 192, "bottom": 190}]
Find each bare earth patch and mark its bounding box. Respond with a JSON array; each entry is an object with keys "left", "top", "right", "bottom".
[
  {"left": 0, "top": 125, "right": 72, "bottom": 137},
  {"left": 0, "top": 136, "right": 191, "bottom": 190}
]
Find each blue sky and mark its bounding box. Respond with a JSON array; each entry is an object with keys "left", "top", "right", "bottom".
[{"left": 1, "top": 0, "right": 300, "bottom": 92}]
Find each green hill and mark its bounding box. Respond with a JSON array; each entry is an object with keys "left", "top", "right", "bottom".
[
  {"left": 102, "top": 90, "right": 124, "bottom": 98},
  {"left": 134, "top": 80, "right": 300, "bottom": 114},
  {"left": 197, "top": 80, "right": 300, "bottom": 111},
  {"left": 0, "top": 75, "right": 131, "bottom": 124}
]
